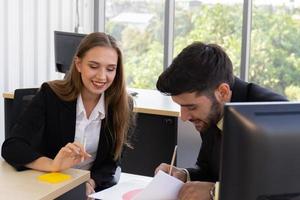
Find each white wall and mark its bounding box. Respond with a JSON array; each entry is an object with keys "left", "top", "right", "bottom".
[{"left": 0, "top": 0, "right": 94, "bottom": 155}]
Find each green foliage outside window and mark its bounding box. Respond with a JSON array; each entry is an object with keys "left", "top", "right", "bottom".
[
  {"left": 107, "top": 2, "right": 300, "bottom": 100},
  {"left": 250, "top": 5, "right": 300, "bottom": 98}
]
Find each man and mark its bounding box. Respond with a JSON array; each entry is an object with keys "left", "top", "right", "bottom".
[{"left": 155, "top": 42, "right": 287, "bottom": 200}]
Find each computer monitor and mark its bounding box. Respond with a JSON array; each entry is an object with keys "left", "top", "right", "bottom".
[
  {"left": 219, "top": 102, "right": 300, "bottom": 200},
  {"left": 54, "top": 31, "right": 86, "bottom": 73}
]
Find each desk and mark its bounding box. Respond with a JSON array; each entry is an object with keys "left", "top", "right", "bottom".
[
  {"left": 0, "top": 160, "right": 90, "bottom": 200},
  {"left": 130, "top": 88, "right": 179, "bottom": 117},
  {"left": 3, "top": 89, "right": 180, "bottom": 177},
  {"left": 123, "top": 89, "right": 180, "bottom": 176},
  {"left": 2, "top": 89, "right": 180, "bottom": 117}
]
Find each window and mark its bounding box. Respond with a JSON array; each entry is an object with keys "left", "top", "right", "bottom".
[
  {"left": 104, "top": 0, "right": 300, "bottom": 100},
  {"left": 174, "top": 0, "right": 243, "bottom": 76},
  {"left": 105, "top": 0, "right": 165, "bottom": 89},
  {"left": 250, "top": 0, "right": 300, "bottom": 100}
]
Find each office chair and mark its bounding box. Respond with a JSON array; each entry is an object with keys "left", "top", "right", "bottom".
[{"left": 5, "top": 88, "right": 39, "bottom": 139}]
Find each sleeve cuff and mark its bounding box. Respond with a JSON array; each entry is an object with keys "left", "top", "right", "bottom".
[{"left": 181, "top": 168, "right": 191, "bottom": 182}]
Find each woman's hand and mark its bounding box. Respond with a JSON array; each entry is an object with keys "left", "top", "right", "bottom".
[
  {"left": 25, "top": 141, "right": 91, "bottom": 172},
  {"left": 51, "top": 141, "right": 91, "bottom": 172},
  {"left": 86, "top": 178, "right": 96, "bottom": 200}
]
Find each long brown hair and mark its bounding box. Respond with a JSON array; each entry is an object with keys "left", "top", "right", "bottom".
[{"left": 48, "top": 32, "right": 132, "bottom": 160}]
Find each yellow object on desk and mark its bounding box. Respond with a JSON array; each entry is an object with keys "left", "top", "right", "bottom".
[{"left": 38, "top": 172, "right": 71, "bottom": 183}]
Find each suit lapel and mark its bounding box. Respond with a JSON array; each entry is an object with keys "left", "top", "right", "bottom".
[
  {"left": 94, "top": 115, "right": 115, "bottom": 164},
  {"left": 59, "top": 100, "right": 77, "bottom": 145}
]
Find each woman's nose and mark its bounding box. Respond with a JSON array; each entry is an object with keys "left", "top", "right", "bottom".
[{"left": 96, "top": 68, "right": 106, "bottom": 80}]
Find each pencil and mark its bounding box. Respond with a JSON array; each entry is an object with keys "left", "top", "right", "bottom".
[
  {"left": 169, "top": 145, "right": 178, "bottom": 175},
  {"left": 81, "top": 136, "right": 87, "bottom": 162},
  {"left": 83, "top": 136, "right": 87, "bottom": 151}
]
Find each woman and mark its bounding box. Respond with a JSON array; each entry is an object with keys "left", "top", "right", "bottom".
[{"left": 1, "top": 32, "right": 134, "bottom": 196}]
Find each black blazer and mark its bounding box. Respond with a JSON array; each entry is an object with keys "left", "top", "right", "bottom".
[
  {"left": 187, "top": 77, "right": 288, "bottom": 182},
  {"left": 2, "top": 83, "right": 120, "bottom": 191}
]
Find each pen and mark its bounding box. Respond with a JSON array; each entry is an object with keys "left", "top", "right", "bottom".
[
  {"left": 81, "top": 136, "right": 87, "bottom": 162},
  {"left": 169, "top": 145, "right": 178, "bottom": 175}
]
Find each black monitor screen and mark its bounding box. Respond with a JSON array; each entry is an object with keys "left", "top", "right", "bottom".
[
  {"left": 220, "top": 102, "right": 300, "bottom": 200},
  {"left": 54, "top": 31, "right": 86, "bottom": 73}
]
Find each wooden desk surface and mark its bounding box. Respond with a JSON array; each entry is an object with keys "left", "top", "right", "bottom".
[
  {"left": 3, "top": 88, "right": 180, "bottom": 117},
  {"left": 2, "top": 92, "right": 13, "bottom": 99},
  {"left": 130, "top": 88, "right": 179, "bottom": 117},
  {"left": 0, "top": 160, "right": 90, "bottom": 200}
]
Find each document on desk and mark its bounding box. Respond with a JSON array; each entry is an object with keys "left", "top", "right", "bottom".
[
  {"left": 132, "top": 170, "right": 184, "bottom": 200},
  {"left": 89, "top": 170, "right": 184, "bottom": 200},
  {"left": 89, "top": 173, "right": 152, "bottom": 200}
]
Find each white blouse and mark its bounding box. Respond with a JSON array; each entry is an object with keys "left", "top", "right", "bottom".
[{"left": 73, "top": 93, "right": 105, "bottom": 170}]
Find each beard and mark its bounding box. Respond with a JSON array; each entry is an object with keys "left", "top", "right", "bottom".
[
  {"left": 195, "top": 96, "right": 223, "bottom": 132},
  {"left": 208, "top": 97, "right": 223, "bottom": 126}
]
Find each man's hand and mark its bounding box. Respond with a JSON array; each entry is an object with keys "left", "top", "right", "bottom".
[
  {"left": 178, "top": 181, "right": 215, "bottom": 200},
  {"left": 155, "top": 163, "right": 187, "bottom": 182}
]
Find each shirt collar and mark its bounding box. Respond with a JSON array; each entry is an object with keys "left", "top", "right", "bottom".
[
  {"left": 217, "top": 117, "right": 223, "bottom": 132},
  {"left": 76, "top": 93, "right": 106, "bottom": 120},
  {"left": 76, "top": 94, "right": 85, "bottom": 118},
  {"left": 98, "top": 93, "right": 106, "bottom": 119}
]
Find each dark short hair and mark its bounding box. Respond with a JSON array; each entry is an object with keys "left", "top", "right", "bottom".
[{"left": 156, "top": 42, "right": 234, "bottom": 96}]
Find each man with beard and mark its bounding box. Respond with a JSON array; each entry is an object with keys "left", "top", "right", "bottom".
[{"left": 155, "top": 42, "right": 287, "bottom": 200}]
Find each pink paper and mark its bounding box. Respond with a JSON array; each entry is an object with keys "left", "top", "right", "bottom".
[{"left": 122, "top": 189, "right": 143, "bottom": 200}]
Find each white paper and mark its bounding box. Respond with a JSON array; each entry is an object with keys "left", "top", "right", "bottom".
[
  {"left": 133, "top": 170, "right": 184, "bottom": 200},
  {"left": 89, "top": 171, "right": 184, "bottom": 200},
  {"left": 89, "top": 173, "right": 152, "bottom": 200}
]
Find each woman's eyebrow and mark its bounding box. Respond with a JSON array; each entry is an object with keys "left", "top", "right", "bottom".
[{"left": 88, "top": 60, "right": 100, "bottom": 65}]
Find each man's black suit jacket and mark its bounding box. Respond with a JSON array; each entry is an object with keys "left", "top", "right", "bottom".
[
  {"left": 2, "top": 83, "right": 119, "bottom": 191},
  {"left": 187, "top": 78, "right": 288, "bottom": 182}
]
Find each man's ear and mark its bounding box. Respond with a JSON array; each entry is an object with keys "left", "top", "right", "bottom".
[
  {"left": 74, "top": 57, "right": 81, "bottom": 72},
  {"left": 215, "top": 83, "right": 232, "bottom": 103}
]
